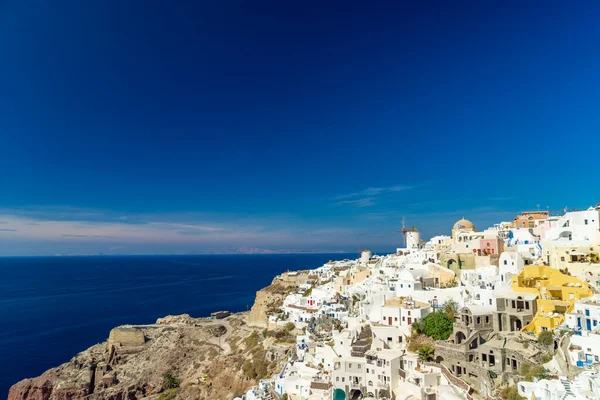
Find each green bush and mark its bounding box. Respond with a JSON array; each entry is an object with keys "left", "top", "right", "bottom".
[
  {"left": 412, "top": 311, "right": 453, "bottom": 340},
  {"left": 162, "top": 371, "right": 180, "bottom": 391},
  {"left": 538, "top": 330, "right": 554, "bottom": 346},
  {"left": 519, "top": 362, "right": 550, "bottom": 382},
  {"left": 283, "top": 322, "right": 295, "bottom": 332}
]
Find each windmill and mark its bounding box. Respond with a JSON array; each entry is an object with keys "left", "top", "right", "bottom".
[{"left": 395, "top": 217, "right": 407, "bottom": 248}]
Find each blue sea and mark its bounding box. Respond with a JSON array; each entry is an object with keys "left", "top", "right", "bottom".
[{"left": 0, "top": 254, "right": 353, "bottom": 396}]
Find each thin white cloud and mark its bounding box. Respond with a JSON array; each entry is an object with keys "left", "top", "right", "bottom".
[
  {"left": 333, "top": 185, "right": 414, "bottom": 207},
  {"left": 335, "top": 198, "right": 376, "bottom": 207},
  {"left": 335, "top": 185, "right": 414, "bottom": 200}
]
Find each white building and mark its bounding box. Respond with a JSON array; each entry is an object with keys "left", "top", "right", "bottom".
[
  {"left": 274, "top": 362, "right": 320, "bottom": 399},
  {"left": 565, "top": 295, "right": 600, "bottom": 332},
  {"left": 544, "top": 208, "right": 600, "bottom": 244},
  {"left": 331, "top": 356, "right": 367, "bottom": 397},
  {"left": 364, "top": 349, "right": 404, "bottom": 399},
  {"left": 380, "top": 296, "right": 431, "bottom": 332},
  {"left": 517, "top": 377, "right": 574, "bottom": 400},
  {"left": 498, "top": 252, "right": 525, "bottom": 284},
  {"left": 567, "top": 331, "right": 600, "bottom": 367}
]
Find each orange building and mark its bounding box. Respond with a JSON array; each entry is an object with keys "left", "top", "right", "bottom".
[{"left": 512, "top": 211, "right": 549, "bottom": 229}]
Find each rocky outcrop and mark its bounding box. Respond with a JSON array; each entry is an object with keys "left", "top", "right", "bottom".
[
  {"left": 247, "top": 270, "right": 310, "bottom": 327},
  {"left": 9, "top": 272, "right": 302, "bottom": 400},
  {"left": 156, "top": 314, "right": 196, "bottom": 325}
]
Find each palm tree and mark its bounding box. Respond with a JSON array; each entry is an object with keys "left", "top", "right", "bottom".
[{"left": 417, "top": 345, "right": 435, "bottom": 362}]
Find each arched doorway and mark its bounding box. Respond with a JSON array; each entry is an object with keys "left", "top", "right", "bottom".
[
  {"left": 350, "top": 389, "right": 362, "bottom": 400},
  {"left": 456, "top": 331, "right": 467, "bottom": 344},
  {"left": 510, "top": 316, "right": 522, "bottom": 331}
]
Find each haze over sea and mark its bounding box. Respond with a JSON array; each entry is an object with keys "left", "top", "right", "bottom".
[{"left": 0, "top": 253, "right": 355, "bottom": 396}]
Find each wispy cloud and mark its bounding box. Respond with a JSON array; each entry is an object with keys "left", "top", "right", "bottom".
[
  {"left": 335, "top": 185, "right": 413, "bottom": 200},
  {"left": 334, "top": 185, "right": 414, "bottom": 207},
  {"left": 335, "top": 198, "right": 376, "bottom": 207}
]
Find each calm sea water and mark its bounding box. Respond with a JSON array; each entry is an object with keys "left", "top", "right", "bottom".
[{"left": 0, "top": 254, "right": 353, "bottom": 396}]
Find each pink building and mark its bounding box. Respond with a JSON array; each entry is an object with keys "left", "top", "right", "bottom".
[{"left": 478, "top": 238, "right": 503, "bottom": 256}]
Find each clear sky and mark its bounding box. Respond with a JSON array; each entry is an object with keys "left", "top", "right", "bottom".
[{"left": 1, "top": 1, "right": 599, "bottom": 255}]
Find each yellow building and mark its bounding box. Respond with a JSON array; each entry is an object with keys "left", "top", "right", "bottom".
[{"left": 511, "top": 265, "right": 593, "bottom": 334}]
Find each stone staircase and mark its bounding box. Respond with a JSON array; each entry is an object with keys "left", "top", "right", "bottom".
[{"left": 560, "top": 377, "right": 575, "bottom": 398}]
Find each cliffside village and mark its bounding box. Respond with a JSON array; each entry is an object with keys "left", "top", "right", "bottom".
[{"left": 237, "top": 205, "right": 600, "bottom": 400}]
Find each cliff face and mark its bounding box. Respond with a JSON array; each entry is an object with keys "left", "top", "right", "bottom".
[
  {"left": 9, "top": 313, "right": 293, "bottom": 400},
  {"left": 247, "top": 270, "right": 310, "bottom": 327}
]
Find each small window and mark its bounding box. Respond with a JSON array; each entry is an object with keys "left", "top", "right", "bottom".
[
  {"left": 585, "top": 219, "right": 589, "bottom": 225},
  {"left": 561, "top": 257, "right": 565, "bottom": 262},
  {"left": 504, "top": 260, "right": 507, "bottom": 265},
  {"left": 358, "top": 364, "right": 361, "bottom": 369}
]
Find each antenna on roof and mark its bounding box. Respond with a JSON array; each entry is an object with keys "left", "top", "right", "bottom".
[{"left": 394, "top": 217, "right": 407, "bottom": 248}]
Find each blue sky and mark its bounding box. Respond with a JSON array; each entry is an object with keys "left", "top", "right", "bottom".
[{"left": 0, "top": 1, "right": 599, "bottom": 255}]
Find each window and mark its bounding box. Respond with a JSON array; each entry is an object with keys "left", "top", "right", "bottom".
[
  {"left": 485, "top": 316, "right": 489, "bottom": 323},
  {"left": 349, "top": 363, "right": 352, "bottom": 368},
  {"left": 585, "top": 219, "right": 589, "bottom": 225},
  {"left": 395, "top": 317, "right": 398, "bottom": 321},
  {"left": 402, "top": 316, "right": 405, "bottom": 321},
  {"left": 504, "top": 260, "right": 507, "bottom": 265},
  {"left": 489, "top": 299, "right": 492, "bottom": 305},
  {"left": 336, "top": 377, "right": 339, "bottom": 382},
  {"left": 358, "top": 364, "right": 361, "bottom": 369},
  {"left": 561, "top": 257, "right": 565, "bottom": 262}
]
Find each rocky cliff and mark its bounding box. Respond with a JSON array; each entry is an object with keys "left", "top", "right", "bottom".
[
  {"left": 8, "top": 270, "right": 304, "bottom": 400},
  {"left": 247, "top": 270, "right": 310, "bottom": 327}
]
